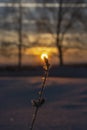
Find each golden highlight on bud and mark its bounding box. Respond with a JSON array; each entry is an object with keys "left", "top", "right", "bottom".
[{"left": 41, "top": 53, "right": 48, "bottom": 60}]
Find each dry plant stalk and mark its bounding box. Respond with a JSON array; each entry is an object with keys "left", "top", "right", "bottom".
[{"left": 30, "top": 56, "right": 50, "bottom": 130}]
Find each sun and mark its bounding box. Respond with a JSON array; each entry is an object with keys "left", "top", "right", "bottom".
[{"left": 41, "top": 53, "right": 48, "bottom": 60}]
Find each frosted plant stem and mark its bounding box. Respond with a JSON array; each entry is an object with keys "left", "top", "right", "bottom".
[
  {"left": 30, "top": 67, "right": 49, "bottom": 130},
  {"left": 30, "top": 107, "right": 38, "bottom": 130},
  {"left": 39, "top": 70, "right": 48, "bottom": 99}
]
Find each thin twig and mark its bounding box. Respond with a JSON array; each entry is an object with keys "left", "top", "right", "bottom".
[
  {"left": 39, "top": 69, "right": 49, "bottom": 99},
  {"left": 30, "top": 107, "right": 38, "bottom": 130},
  {"left": 30, "top": 58, "right": 50, "bottom": 130}
]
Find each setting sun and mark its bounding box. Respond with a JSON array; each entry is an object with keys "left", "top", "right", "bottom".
[{"left": 41, "top": 53, "right": 48, "bottom": 60}]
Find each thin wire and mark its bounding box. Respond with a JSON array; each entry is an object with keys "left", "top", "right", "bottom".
[{"left": 30, "top": 66, "right": 49, "bottom": 130}]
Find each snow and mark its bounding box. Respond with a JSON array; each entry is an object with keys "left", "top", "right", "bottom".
[{"left": 0, "top": 77, "right": 87, "bottom": 130}]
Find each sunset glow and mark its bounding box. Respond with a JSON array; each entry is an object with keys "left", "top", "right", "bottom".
[{"left": 41, "top": 53, "right": 48, "bottom": 60}]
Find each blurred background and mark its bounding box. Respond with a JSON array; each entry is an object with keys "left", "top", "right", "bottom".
[
  {"left": 0, "top": 0, "right": 87, "bottom": 68},
  {"left": 0, "top": 1, "right": 87, "bottom": 130}
]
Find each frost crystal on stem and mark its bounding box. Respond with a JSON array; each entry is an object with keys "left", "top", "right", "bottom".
[{"left": 30, "top": 54, "right": 50, "bottom": 130}]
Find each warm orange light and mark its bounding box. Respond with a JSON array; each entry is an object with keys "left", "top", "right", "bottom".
[{"left": 41, "top": 53, "right": 48, "bottom": 60}]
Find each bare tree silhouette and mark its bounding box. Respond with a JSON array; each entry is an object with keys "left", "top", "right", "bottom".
[
  {"left": 0, "top": 1, "right": 28, "bottom": 68},
  {"left": 36, "top": 0, "right": 86, "bottom": 65}
]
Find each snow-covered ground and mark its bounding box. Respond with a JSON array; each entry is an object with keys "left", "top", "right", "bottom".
[{"left": 0, "top": 77, "right": 87, "bottom": 130}]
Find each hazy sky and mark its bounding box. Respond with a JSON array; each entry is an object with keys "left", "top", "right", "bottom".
[
  {"left": 0, "top": 1, "right": 87, "bottom": 65},
  {"left": 0, "top": 0, "right": 87, "bottom": 3}
]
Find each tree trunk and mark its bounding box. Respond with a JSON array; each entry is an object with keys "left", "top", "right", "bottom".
[
  {"left": 18, "top": 0, "right": 22, "bottom": 69},
  {"left": 56, "top": 0, "right": 63, "bottom": 66},
  {"left": 58, "top": 45, "right": 63, "bottom": 66}
]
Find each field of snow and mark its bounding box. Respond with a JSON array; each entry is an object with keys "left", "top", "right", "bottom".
[{"left": 0, "top": 77, "right": 87, "bottom": 130}]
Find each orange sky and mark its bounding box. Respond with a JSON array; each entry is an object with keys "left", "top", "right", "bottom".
[
  {"left": 0, "top": 31, "right": 87, "bottom": 65},
  {"left": 0, "top": 47, "right": 87, "bottom": 66}
]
